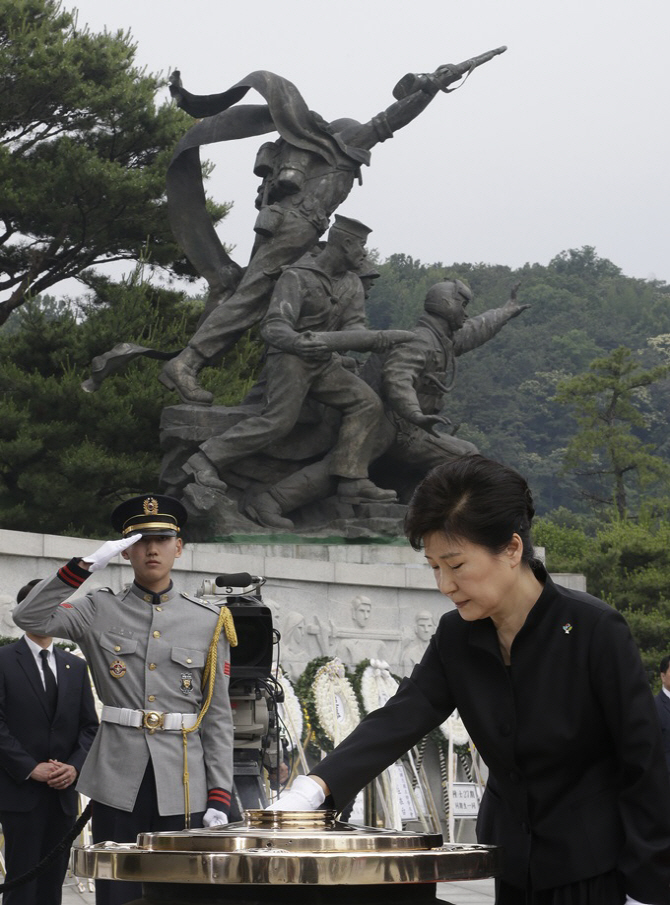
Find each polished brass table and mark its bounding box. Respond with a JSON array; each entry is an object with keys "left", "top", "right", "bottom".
[{"left": 73, "top": 811, "right": 502, "bottom": 904}]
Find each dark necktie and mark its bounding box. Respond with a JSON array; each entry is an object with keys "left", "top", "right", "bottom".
[{"left": 39, "top": 649, "right": 58, "bottom": 716}]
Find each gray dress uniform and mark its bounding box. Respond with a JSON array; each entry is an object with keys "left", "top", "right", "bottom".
[{"left": 13, "top": 564, "right": 234, "bottom": 817}]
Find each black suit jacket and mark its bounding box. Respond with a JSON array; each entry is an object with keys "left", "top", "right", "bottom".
[
  {"left": 0, "top": 636, "right": 98, "bottom": 815},
  {"left": 312, "top": 569, "right": 670, "bottom": 904},
  {"left": 655, "top": 690, "right": 670, "bottom": 774}
]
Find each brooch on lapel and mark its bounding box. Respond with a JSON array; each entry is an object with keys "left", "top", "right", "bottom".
[{"left": 562, "top": 623, "right": 573, "bottom": 634}]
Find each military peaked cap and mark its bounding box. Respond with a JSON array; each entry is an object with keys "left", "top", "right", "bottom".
[
  {"left": 330, "top": 214, "right": 372, "bottom": 241},
  {"left": 111, "top": 494, "right": 187, "bottom": 537}
]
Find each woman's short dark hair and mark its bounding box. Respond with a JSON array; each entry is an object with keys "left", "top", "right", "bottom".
[{"left": 404, "top": 454, "right": 536, "bottom": 563}]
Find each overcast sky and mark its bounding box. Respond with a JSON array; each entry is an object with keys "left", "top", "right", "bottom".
[{"left": 66, "top": 0, "right": 670, "bottom": 284}]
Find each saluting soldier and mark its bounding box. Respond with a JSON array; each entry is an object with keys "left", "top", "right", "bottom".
[{"left": 13, "top": 494, "right": 237, "bottom": 905}]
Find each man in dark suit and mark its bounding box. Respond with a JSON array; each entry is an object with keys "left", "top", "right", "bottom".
[
  {"left": 655, "top": 655, "right": 670, "bottom": 774},
  {"left": 0, "top": 580, "right": 98, "bottom": 905}
]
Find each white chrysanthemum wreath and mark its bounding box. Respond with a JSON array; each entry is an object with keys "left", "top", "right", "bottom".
[
  {"left": 312, "top": 658, "right": 361, "bottom": 747},
  {"left": 359, "top": 659, "right": 399, "bottom": 714}
]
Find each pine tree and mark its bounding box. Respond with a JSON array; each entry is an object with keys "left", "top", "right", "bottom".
[
  {"left": 555, "top": 347, "right": 670, "bottom": 518},
  {"left": 0, "top": 0, "right": 227, "bottom": 325}
]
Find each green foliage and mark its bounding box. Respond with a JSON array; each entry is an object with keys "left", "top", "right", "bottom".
[
  {"left": 532, "top": 513, "right": 670, "bottom": 683},
  {"left": 582, "top": 519, "right": 670, "bottom": 684},
  {"left": 624, "top": 606, "right": 670, "bottom": 686},
  {"left": 0, "top": 271, "right": 262, "bottom": 537},
  {"left": 532, "top": 518, "right": 589, "bottom": 573},
  {"left": 555, "top": 347, "right": 670, "bottom": 518},
  {"left": 549, "top": 246, "right": 622, "bottom": 281},
  {"left": 577, "top": 520, "right": 670, "bottom": 611},
  {"left": 0, "top": 0, "right": 228, "bottom": 324},
  {"left": 0, "top": 635, "right": 77, "bottom": 650}
]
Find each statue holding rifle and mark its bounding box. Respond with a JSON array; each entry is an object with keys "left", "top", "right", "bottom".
[{"left": 160, "top": 47, "right": 507, "bottom": 406}]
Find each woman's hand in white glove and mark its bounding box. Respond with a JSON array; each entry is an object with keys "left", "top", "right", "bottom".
[
  {"left": 267, "top": 775, "right": 326, "bottom": 811},
  {"left": 81, "top": 535, "right": 142, "bottom": 572},
  {"left": 203, "top": 808, "right": 229, "bottom": 827}
]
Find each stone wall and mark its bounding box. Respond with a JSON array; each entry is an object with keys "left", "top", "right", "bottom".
[{"left": 0, "top": 528, "right": 585, "bottom": 681}]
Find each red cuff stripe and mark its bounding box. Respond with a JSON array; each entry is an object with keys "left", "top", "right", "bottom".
[
  {"left": 208, "top": 789, "right": 231, "bottom": 804},
  {"left": 224, "top": 661, "right": 230, "bottom": 676},
  {"left": 58, "top": 565, "right": 85, "bottom": 588}
]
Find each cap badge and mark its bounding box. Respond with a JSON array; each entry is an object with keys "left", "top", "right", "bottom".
[
  {"left": 562, "top": 623, "right": 573, "bottom": 634},
  {"left": 143, "top": 497, "right": 159, "bottom": 516}
]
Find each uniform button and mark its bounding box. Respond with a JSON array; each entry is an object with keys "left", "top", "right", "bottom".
[
  {"left": 148, "top": 695, "right": 156, "bottom": 702},
  {"left": 114, "top": 645, "right": 121, "bottom": 652},
  {"left": 186, "top": 658, "right": 192, "bottom": 664},
  {"left": 153, "top": 631, "right": 160, "bottom": 638},
  {"left": 156, "top": 607, "right": 162, "bottom": 612},
  {"left": 149, "top": 663, "right": 157, "bottom": 670},
  {"left": 161, "top": 595, "right": 169, "bottom": 603},
  {"left": 144, "top": 595, "right": 152, "bottom": 603}
]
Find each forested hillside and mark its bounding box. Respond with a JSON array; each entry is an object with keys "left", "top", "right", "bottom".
[{"left": 366, "top": 246, "right": 670, "bottom": 517}]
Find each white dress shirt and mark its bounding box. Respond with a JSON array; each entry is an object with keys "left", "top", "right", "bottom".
[{"left": 24, "top": 635, "right": 58, "bottom": 689}]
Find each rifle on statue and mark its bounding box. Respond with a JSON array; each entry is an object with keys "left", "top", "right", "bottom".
[{"left": 393, "top": 45, "right": 507, "bottom": 100}]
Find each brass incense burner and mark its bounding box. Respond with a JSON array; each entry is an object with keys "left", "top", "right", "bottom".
[{"left": 73, "top": 810, "right": 501, "bottom": 904}]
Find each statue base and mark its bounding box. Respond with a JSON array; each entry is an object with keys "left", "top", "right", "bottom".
[{"left": 160, "top": 403, "right": 409, "bottom": 540}]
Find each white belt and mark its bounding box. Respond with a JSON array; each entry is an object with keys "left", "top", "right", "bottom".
[{"left": 101, "top": 705, "right": 198, "bottom": 731}]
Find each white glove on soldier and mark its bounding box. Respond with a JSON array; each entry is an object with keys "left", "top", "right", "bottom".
[
  {"left": 624, "top": 897, "right": 652, "bottom": 905},
  {"left": 82, "top": 534, "right": 142, "bottom": 572},
  {"left": 203, "top": 808, "right": 229, "bottom": 827},
  {"left": 267, "top": 775, "right": 326, "bottom": 811}
]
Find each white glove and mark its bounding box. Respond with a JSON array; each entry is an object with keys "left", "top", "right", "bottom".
[
  {"left": 624, "top": 897, "right": 652, "bottom": 905},
  {"left": 267, "top": 774, "right": 326, "bottom": 811},
  {"left": 82, "top": 535, "right": 142, "bottom": 572},
  {"left": 203, "top": 808, "right": 229, "bottom": 827}
]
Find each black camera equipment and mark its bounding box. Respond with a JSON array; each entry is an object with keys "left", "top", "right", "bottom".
[{"left": 196, "top": 573, "right": 283, "bottom": 817}]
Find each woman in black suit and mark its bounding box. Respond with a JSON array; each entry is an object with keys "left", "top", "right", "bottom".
[{"left": 274, "top": 455, "right": 670, "bottom": 905}]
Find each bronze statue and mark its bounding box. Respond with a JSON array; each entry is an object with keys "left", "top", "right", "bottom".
[
  {"left": 242, "top": 279, "right": 529, "bottom": 530},
  {"left": 160, "top": 49, "right": 507, "bottom": 405},
  {"left": 175, "top": 216, "right": 415, "bottom": 507},
  {"left": 82, "top": 49, "right": 518, "bottom": 537}
]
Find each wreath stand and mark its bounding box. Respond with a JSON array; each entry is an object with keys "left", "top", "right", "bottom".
[{"left": 435, "top": 714, "right": 484, "bottom": 842}]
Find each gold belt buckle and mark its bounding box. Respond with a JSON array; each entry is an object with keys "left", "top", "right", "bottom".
[{"left": 142, "top": 710, "right": 165, "bottom": 731}]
